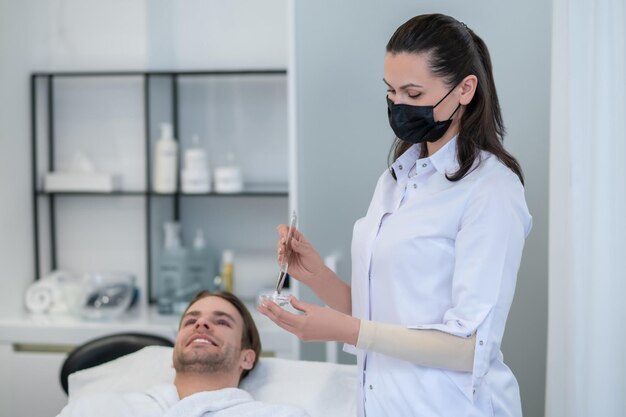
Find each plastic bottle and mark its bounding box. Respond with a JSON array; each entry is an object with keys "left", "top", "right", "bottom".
[
  {"left": 220, "top": 250, "right": 235, "bottom": 293},
  {"left": 157, "top": 221, "right": 188, "bottom": 314},
  {"left": 153, "top": 123, "right": 178, "bottom": 193},
  {"left": 187, "top": 229, "right": 216, "bottom": 291},
  {"left": 181, "top": 134, "right": 211, "bottom": 193}
]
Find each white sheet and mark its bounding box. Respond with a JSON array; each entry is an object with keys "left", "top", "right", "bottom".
[{"left": 68, "top": 346, "right": 357, "bottom": 417}]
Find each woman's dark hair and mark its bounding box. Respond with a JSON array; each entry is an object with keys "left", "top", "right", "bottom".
[
  {"left": 181, "top": 290, "right": 261, "bottom": 381},
  {"left": 386, "top": 13, "right": 524, "bottom": 184}
]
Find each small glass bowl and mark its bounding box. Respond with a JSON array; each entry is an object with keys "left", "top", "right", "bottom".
[
  {"left": 74, "top": 272, "right": 136, "bottom": 320},
  {"left": 257, "top": 291, "right": 291, "bottom": 307}
]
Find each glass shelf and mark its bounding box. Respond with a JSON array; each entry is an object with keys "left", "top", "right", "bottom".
[
  {"left": 36, "top": 191, "right": 146, "bottom": 196},
  {"left": 36, "top": 185, "right": 288, "bottom": 197}
]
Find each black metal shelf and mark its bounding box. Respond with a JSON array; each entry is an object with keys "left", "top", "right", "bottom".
[
  {"left": 30, "top": 69, "right": 289, "bottom": 302},
  {"left": 35, "top": 189, "right": 289, "bottom": 197},
  {"left": 36, "top": 191, "right": 147, "bottom": 197},
  {"left": 31, "top": 69, "right": 287, "bottom": 77}
]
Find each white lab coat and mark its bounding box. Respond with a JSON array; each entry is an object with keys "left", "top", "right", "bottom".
[{"left": 349, "top": 137, "right": 532, "bottom": 417}]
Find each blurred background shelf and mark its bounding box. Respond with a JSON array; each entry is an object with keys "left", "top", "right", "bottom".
[{"left": 31, "top": 69, "right": 290, "bottom": 304}]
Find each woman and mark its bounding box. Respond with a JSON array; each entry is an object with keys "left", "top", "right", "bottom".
[{"left": 258, "top": 13, "right": 531, "bottom": 417}]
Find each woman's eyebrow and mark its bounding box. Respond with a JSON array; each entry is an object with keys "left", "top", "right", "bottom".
[{"left": 383, "top": 78, "right": 424, "bottom": 89}]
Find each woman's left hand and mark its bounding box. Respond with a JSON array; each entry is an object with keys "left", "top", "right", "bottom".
[{"left": 257, "top": 296, "right": 360, "bottom": 345}]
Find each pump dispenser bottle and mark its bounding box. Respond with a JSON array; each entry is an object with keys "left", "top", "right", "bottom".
[
  {"left": 157, "top": 221, "right": 187, "bottom": 314},
  {"left": 188, "top": 229, "right": 216, "bottom": 291},
  {"left": 154, "top": 123, "right": 178, "bottom": 193}
]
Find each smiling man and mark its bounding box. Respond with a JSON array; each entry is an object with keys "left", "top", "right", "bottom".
[
  {"left": 56, "top": 291, "right": 308, "bottom": 417},
  {"left": 173, "top": 292, "right": 260, "bottom": 397}
]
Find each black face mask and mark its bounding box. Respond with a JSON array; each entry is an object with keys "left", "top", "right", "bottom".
[{"left": 387, "top": 87, "right": 460, "bottom": 144}]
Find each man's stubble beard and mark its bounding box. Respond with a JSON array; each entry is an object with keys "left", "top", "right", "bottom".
[{"left": 174, "top": 344, "right": 240, "bottom": 374}]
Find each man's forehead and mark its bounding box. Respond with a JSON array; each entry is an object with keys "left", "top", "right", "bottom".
[{"left": 185, "top": 296, "right": 242, "bottom": 323}]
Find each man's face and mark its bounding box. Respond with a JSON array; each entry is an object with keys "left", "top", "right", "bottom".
[{"left": 173, "top": 296, "right": 254, "bottom": 376}]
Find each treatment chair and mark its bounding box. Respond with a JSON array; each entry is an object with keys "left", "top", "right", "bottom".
[{"left": 59, "top": 332, "right": 174, "bottom": 394}]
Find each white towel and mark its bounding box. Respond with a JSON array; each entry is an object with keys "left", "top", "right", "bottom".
[
  {"left": 25, "top": 280, "right": 66, "bottom": 313},
  {"left": 164, "top": 387, "right": 308, "bottom": 417},
  {"left": 56, "top": 383, "right": 308, "bottom": 417},
  {"left": 56, "top": 384, "right": 177, "bottom": 417}
]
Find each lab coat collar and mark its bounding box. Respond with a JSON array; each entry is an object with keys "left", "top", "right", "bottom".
[
  {"left": 428, "top": 135, "right": 460, "bottom": 177},
  {"left": 390, "top": 136, "right": 459, "bottom": 187},
  {"left": 389, "top": 144, "right": 420, "bottom": 187}
]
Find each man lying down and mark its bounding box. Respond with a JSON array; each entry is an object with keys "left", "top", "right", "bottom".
[{"left": 56, "top": 291, "right": 309, "bottom": 417}]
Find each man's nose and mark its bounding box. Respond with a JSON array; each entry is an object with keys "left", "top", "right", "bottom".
[{"left": 195, "top": 318, "right": 210, "bottom": 330}]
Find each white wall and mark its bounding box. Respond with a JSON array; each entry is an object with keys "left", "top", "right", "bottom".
[
  {"left": 0, "top": 1, "right": 33, "bottom": 316},
  {"left": 0, "top": 0, "right": 287, "bottom": 315}
]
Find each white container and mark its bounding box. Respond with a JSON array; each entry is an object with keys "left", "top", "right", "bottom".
[
  {"left": 214, "top": 166, "right": 243, "bottom": 193},
  {"left": 214, "top": 153, "right": 243, "bottom": 193},
  {"left": 153, "top": 123, "right": 178, "bottom": 193},
  {"left": 43, "top": 172, "right": 120, "bottom": 192},
  {"left": 181, "top": 135, "right": 211, "bottom": 193}
]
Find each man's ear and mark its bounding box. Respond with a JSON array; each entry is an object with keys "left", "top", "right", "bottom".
[
  {"left": 240, "top": 349, "right": 256, "bottom": 370},
  {"left": 458, "top": 74, "right": 478, "bottom": 105}
]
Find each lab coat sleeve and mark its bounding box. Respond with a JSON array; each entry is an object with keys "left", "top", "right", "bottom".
[{"left": 410, "top": 170, "right": 531, "bottom": 401}]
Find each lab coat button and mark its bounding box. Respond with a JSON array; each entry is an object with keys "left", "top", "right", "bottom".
[
  {"left": 479, "top": 340, "right": 484, "bottom": 346},
  {"left": 398, "top": 164, "right": 403, "bottom": 170},
  {"left": 369, "top": 384, "right": 373, "bottom": 390},
  {"left": 422, "top": 163, "right": 427, "bottom": 168},
  {"left": 413, "top": 183, "right": 417, "bottom": 189}
]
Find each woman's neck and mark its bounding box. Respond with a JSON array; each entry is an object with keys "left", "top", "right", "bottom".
[{"left": 426, "top": 128, "right": 457, "bottom": 156}]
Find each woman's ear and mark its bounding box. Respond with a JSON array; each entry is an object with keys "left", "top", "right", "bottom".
[{"left": 458, "top": 74, "right": 478, "bottom": 105}]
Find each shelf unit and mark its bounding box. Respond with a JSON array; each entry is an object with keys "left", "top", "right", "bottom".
[{"left": 30, "top": 69, "right": 289, "bottom": 302}]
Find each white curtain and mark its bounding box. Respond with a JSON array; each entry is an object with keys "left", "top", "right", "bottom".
[{"left": 547, "top": 0, "right": 626, "bottom": 416}]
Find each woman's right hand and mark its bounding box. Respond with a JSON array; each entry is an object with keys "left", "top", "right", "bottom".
[{"left": 276, "top": 224, "right": 325, "bottom": 286}]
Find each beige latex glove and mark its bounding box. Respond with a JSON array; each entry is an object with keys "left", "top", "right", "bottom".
[{"left": 357, "top": 320, "right": 476, "bottom": 372}]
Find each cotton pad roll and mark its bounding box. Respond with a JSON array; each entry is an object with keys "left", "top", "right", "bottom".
[{"left": 25, "top": 281, "right": 56, "bottom": 313}]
